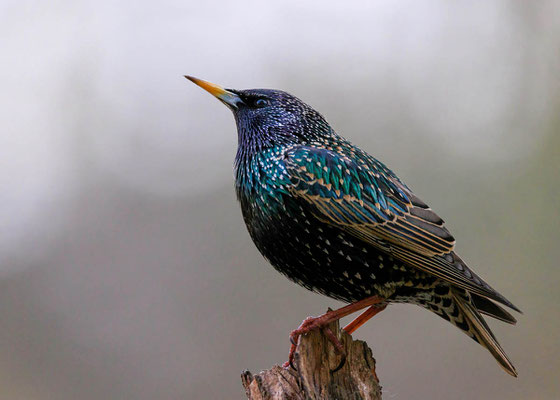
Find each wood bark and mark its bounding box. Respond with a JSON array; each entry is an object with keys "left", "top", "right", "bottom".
[{"left": 241, "top": 319, "right": 382, "bottom": 400}]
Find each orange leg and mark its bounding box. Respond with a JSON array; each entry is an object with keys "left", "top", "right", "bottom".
[
  {"left": 343, "top": 304, "right": 387, "bottom": 334},
  {"left": 283, "top": 296, "right": 385, "bottom": 370}
]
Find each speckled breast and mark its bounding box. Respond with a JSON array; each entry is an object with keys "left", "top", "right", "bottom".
[{"left": 240, "top": 192, "right": 435, "bottom": 304}]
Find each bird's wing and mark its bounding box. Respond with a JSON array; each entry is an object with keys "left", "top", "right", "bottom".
[
  {"left": 282, "top": 146, "right": 518, "bottom": 310},
  {"left": 283, "top": 145, "right": 455, "bottom": 256}
]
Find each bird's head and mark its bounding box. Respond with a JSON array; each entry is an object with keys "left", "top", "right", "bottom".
[{"left": 185, "top": 76, "right": 334, "bottom": 154}]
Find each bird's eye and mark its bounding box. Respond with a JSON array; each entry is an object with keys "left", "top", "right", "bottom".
[{"left": 254, "top": 98, "right": 269, "bottom": 108}]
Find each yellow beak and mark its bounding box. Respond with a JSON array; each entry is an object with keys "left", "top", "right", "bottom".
[{"left": 184, "top": 76, "right": 242, "bottom": 109}]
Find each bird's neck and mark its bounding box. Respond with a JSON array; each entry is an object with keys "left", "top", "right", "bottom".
[
  {"left": 235, "top": 144, "right": 285, "bottom": 187},
  {"left": 234, "top": 144, "right": 292, "bottom": 208}
]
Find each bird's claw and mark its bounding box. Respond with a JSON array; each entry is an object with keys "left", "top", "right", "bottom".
[
  {"left": 283, "top": 319, "right": 347, "bottom": 373},
  {"left": 289, "top": 358, "right": 297, "bottom": 371},
  {"left": 331, "top": 353, "right": 347, "bottom": 373},
  {"left": 323, "top": 326, "right": 347, "bottom": 373},
  {"left": 283, "top": 342, "right": 298, "bottom": 371},
  {"left": 289, "top": 334, "right": 298, "bottom": 346}
]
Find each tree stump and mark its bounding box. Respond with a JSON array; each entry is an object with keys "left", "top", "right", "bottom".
[{"left": 241, "top": 319, "right": 382, "bottom": 400}]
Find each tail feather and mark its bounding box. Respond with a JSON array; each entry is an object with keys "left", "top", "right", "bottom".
[
  {"left": 471, "top": 293, "right": 517, "bottom": 325},
  {"left": 417, "top": 285, "right": 517, "bottom": 377},
  {"left": 451, "top": 289, "right": 518, "bottom": 377}
]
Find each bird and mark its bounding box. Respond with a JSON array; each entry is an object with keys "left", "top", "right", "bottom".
[{"left": 185, "top": 75, "right": 520, "bottom": 376}]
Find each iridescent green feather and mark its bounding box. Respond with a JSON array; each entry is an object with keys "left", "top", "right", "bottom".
[{"left": 280, "top": 145, "right": 519, "bottom": 311}]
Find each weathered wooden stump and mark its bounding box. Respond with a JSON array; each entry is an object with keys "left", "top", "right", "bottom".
[{"left": 241, "top": 319, "right": 382, "bottom": 400}]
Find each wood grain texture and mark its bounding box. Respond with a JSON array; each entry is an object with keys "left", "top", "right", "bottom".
[{"left": 241, "top": 319, "right": 382, "bottom": 400}]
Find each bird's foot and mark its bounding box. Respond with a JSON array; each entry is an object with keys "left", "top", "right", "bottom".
[
  {"left": 322, "top": 325, "right": 346, "bottom": 372},
  {"left": 281, "top": 296, "right": 386, "bottom": 372},
  {"left": 282, "top": 311, "right": 347, "bottom": 372}
]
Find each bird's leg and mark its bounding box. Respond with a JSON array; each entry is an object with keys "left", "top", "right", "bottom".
[
  {"left": 343, "top": 304, "right": 387, "bottom": 334},
  {"left": 283, "top": 295, "right": 385, "bottom": 370}
]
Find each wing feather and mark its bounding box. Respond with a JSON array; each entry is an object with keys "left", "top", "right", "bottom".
[
  {"left": 285, "top": 145, "right": 455, "bottom": 256},
  {"left": 283, "top": 145, "right": 520, "bottom": 311}
]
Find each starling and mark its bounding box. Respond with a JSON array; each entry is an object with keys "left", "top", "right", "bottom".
[{"left": 185, "top": 76, "right": 520, "bottom": 376}]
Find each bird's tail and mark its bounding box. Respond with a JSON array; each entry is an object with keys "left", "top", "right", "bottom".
[{"left": 420, "top": 286, "right": 517, "bottom": 377}]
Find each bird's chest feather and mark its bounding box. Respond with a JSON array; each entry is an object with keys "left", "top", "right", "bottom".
[{"left": 235, "top": 148, "right": 326, "bottom": 266}]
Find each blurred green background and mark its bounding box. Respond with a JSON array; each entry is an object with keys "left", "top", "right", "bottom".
[{"left": 1, "top": 1, "right": 559, "bottom": 399}]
